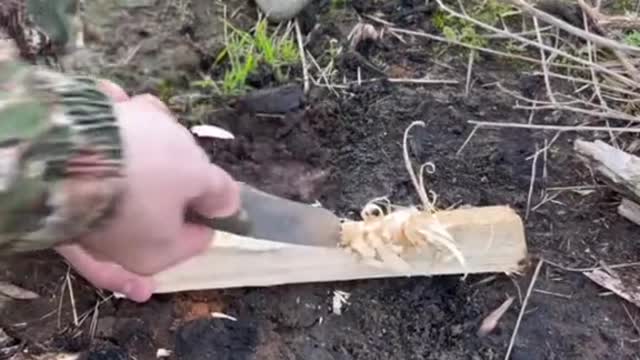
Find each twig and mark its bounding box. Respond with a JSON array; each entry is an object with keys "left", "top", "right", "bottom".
[
  {"left": 622, "top": 303, "right": 640, "bottom": 338},
  {"left": 387, "top": 78, "right": 458, "bottom": 84},
  {"left": 505, "top": 258, "right": 544, "bottom": 360},
  {"left": 89, "top": 301, "right": 100, "bottom": 341},
  {"left": 294, "top": 19, "right": 310, "bottom": 94},
  {"left": 544, "top": 259, "right": 640, "bottom": 273},
  {"left": 57, "top": 276, "right": 67, "bottom": 329},
  {"left": 316, "top": 77, "right": 458, "bottom": 87},
  {"left": 306, "top": 49, "right": 340, "bottom": 97},
  {"left": 507, "top": 0, "right": 640, "bottom": 54},
  {"left": 388, "top": 27, "right": 546, "bottom": 66},
  {"left": 526, "top": 144, "right": 540, "bottom": 220},
  {"left": 531, "top": 70, "right": 639, "bottom": 98},
  {"left": 456, "top": 124, "right": 480, "bottom": 156},
  {"left": 577, "top": 0, "right": 640, "bottom": 83},
  {"left": 468, "top": 120, "right": 640, "bottom": 133},
  {"left": 65, "top": 268, "right": 79, "bottom": 327},
  {"left": 465, "top": 50, "right": 475, "bottom": 96},
  {"left": 533, "top": 16, "right": 556, "bottom": 103},
  {"left": 533, "top": 289, "right": 573, "bottom": 299},
  {"left": 76, "top": 294, "right": 114, "bottom": 327},
  {"left": 581, "top": 9, "right": 607, "bottom": 109},
  {"left": 436, "top": 0, "right": 638, "bottom": 88},
  {"left": 482, "top": 26, "right": 554, "bottom": 39},
  {"left": 512, "top": 103, "right": 640, "bottom": 123},
  {"left": 509, "top": 275, "right": 524, "bottom": 305}
]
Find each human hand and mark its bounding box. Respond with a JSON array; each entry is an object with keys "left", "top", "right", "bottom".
[{"left": 55, "top": 80, "right": 240, "bottom": 302}]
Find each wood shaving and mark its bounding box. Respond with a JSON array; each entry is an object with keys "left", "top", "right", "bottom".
[
  {"left": 477, "top": 296, "right": 514, "bottom": 337},
  {"left": 332, "top": 290, "right": 351, "bottom": 315},
  {"left": 156, "top": 349, "right": 172, "bottom": 358},
  {"left": 211, "top": 312, "right": 238, "bottom": 321},
  {"left": 190, "top": 125, "right": 235, "bottom": 140},
  {"left": 340, "top": 121, "right": 467, "bottom": 275},
  {"left": 0, "top": 281, "right": 39, "bottom": 300}
]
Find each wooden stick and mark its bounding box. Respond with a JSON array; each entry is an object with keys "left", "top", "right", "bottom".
[
  {"left": 574, "top": 139, "right": 640, "bottom": 204},
  {"left": 618, "top": 198, "right": 640, "bottom": 226},
  {"left": 152, "top": 206, "right": 528, "bottom": 293},
  {"left": 584, "top": 268, "right": 640, "bottom": 308}
]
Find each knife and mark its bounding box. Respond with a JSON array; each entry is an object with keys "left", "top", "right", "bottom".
[{"left": 185, "top": 183, "right": 342, "bottom": 248}]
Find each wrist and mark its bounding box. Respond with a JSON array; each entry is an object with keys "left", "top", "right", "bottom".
[{"left": 0, "top": 63, "right": 127, "bottom": 253}]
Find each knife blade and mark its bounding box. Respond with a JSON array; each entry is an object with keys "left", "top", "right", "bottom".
[{"left": 185, "top": 183, "right": 342, "bottom": 248}]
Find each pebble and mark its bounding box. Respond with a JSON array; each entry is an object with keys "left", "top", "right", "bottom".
[{"left": 254, "top": 0, "right": 313, "bottom": 21}]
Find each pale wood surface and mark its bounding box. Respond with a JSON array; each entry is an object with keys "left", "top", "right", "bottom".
[
  {"left": 574, "top": 139, "right": 640, "bottom": 204},
  {"left": 152, "top": 206, "right": 528, "bottom": 293},
  {"left": 584, "top": 269, "right": 640, "bottom": 308},
  {"left": 618, "top": 198, "right": 640, "bottom": 226}
]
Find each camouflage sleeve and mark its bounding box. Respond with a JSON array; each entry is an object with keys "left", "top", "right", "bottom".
[{"left": 0, "top": 39, "right": 126, "bottom": 254}]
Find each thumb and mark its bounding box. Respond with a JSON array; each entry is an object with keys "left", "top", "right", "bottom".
[
  {"left": 188, "top": 164, "right": 241, "bottom": 220},
  {"left": 97, "top": 79, "right": 130, "bottom": 102}
]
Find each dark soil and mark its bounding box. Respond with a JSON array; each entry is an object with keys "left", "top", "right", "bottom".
[{"left": 1, "top": 0, "right": 640, "bottom": 359}]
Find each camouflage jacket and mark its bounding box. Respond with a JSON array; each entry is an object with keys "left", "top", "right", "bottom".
[{"left": 0, "top": 0, "right": 125, "bottom": 254}]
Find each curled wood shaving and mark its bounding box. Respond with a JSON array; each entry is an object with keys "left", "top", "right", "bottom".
[
  {"left": 340, "top": 121, "right": 467, "bottom": 274},
  {"left": 190, "top": 125, "right": 235, "bottom": 140},
  {"left": 332, "top": 290, "right": 351, "bottom": 315}
]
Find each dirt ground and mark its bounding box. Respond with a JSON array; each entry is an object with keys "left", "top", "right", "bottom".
[{"left": 1, "top": 0, "right": 640, "bottom": 359}]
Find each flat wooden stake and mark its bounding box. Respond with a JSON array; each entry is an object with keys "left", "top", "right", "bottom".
[{"left": 153, "top": 206, "right": 528, "bottom": 293}]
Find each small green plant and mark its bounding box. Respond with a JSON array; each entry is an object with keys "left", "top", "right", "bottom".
[
  {"left": 433, "top": 0, "right": 516, "bottom": 49},
  {"left": 330, "top": 0, "right": 348, "bottom": 8},
  {"left": 611, "top": 0, "right": 635, "bottom": 13},
  {"left": 157, "top": 79, "right": 175, "bottom": 103},
  {"left": 202, "top": 18, "right": 301, "bottom": 96},
  {"left": 624, "top": 31, "right": 640, "bottom": 47},
  {"left": 223, "top": 51, "right": 257, "bottom": 95},
  {"left": 253, "top": 19, "right": 299, "bottom": 80}
]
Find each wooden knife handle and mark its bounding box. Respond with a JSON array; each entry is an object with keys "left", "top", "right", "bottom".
[{"left": 185, "top": 207, "right": 253, "bottom": 236}]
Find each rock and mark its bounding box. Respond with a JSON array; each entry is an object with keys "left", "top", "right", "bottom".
[
  {"left": 255, "top": 0, "right": 313, "bottom": 21},
  {"left": 235, "top": 84, "right": 305, "bottom": 115}
]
